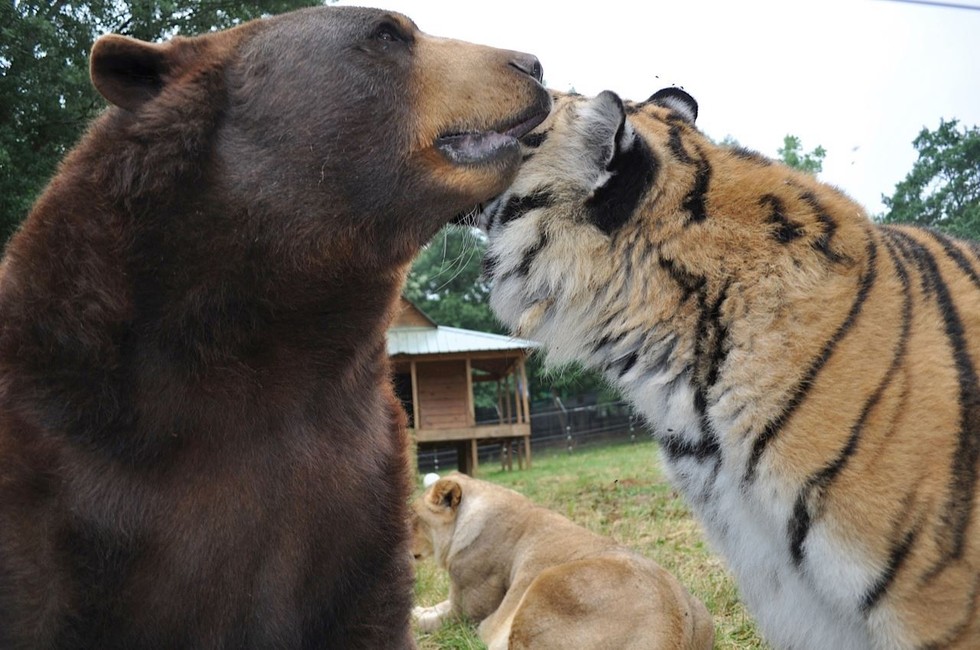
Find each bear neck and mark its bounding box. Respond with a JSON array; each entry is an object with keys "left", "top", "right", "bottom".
[
  {"left": 19, "top": 198, "right": 405, "bottom": 349},
  {"left": 1, "top": 115, "right": 412, "bottom": 456}
]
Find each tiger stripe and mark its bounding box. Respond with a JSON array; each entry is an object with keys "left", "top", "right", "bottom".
[
  {"left": 863, "top": 524, "right": 920, "bottom": 612},
  {"left": 761, "top": 194, "right": 805, "bottom": 244},
  {"left": 744, "top": 235, "right": 879, "bottom": 486},
  {"left": 660, "top": 427, "right": 720, "bottom": 464},
  {"left": 887, "top": 229, "right": 980, "bottom": 568},
  {"left": 925, "top": 228, "right": 980, "bottom": 292},
  {"left": 515, "top": 231, "right": 548, "bottom": 278},
  {"left": 797, "top": 189, "right": 851, "bottom": 265},
  {"left": 788, "top": 235, "right": 913, "bottom": 567},
  {"left": 694, "top": 282, "right": 730, "bottom": 391},
  {"left": 498, "top": 189, "right": 554, "bottom": 226},
  {"left": 658, "top": 257, "right": 705, "bottom": 303},
  {"left": 681, "top": 145, "right": 711, "bottom": 225},
  {"left": 667, "top": 124, "right": 697, "bottom": 165}
]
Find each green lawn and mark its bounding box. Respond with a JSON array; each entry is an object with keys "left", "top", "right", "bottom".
[{"left": 412, "top": 440, "right": 769, "bottom": 649}]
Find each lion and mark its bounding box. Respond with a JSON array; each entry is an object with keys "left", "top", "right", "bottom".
[{"left": 411, "top": 473, "right": 714, "bottom": 649}]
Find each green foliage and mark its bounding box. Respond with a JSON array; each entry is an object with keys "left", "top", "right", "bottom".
[
  {"left": 0, "top": 0, "right": 324, "bottom": 244},
  {"left": 524, "top": 355, "right": 620, "bottom": 404},
  {"left": 880, "top": 119, "right": 980, "bottom": 241},
  {"left": 718, "top": 134, "right": 742, "bottom": 148},
  {"left": 777, "top": 134, "right": 826, "bottom": 174},
  {"left": 404, "top": 226, "right": 502, "bottom": 334}
]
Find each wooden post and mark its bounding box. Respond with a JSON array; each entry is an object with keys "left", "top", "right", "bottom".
[
  {"left": 410, "top": 361, "right": 420, "bottom": 431},
  {"left": 496, "top": 379, "right": 504, "bottom": 424},
  {"left": 465, "top": 357, "right": 475, "bottom": 426},
  {"left": 520, "top": 357, "right": 532, "bottom": 469},
  {"left": 470, "top": 438, "right": 479, "bottom": 475},
  {"left": 520, "top": 357, "right": 531, "bottom": 426},
  {"left": 512, "top": 366, "right": 523, "bottom": 426}
]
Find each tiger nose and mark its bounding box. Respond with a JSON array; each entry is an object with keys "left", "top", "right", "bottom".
[{"left": 510, "top": 54, "right": 544, "bottom": 82}]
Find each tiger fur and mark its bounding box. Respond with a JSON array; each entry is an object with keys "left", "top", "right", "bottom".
[{"left": 480, "top": 88, "right": 980, "bottom": 650}]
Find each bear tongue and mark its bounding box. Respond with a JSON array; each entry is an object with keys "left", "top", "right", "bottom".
[{"left": 435, "top": 131, "right": 518, "bottom": 166}]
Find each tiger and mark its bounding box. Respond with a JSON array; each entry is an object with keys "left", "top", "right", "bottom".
[{"left": 478, "top": 87, "right": 980, "bottom": 650}]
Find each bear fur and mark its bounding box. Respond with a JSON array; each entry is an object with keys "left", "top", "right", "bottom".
[{"left": 0, "top": 7, "right": 548, "bottom": 648}]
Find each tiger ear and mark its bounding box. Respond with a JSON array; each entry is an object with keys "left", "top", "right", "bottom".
[
  {"left": 580, "top": 90, "right": 635, "bottom": 179},
  {"left": 581, "top": 91, "right": 655, "bottom": 235},
  {"left": 648, "top": 87, "right": 698, "bottom": 124}
]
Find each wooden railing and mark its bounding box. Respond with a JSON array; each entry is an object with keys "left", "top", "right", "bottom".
[{"left": 411, "top": 422, "right": 531, "bottom": 474}]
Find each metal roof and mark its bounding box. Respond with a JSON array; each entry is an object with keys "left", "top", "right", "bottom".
[{"left": 387, "top": 325, "right": 539, "bottom": 357}]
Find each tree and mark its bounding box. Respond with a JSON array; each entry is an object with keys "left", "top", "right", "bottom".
[
  {"left": 405, "top": 226, "right": 502, "bottom": 334},
  {"left": 777, "top": 134, "right": 826, "bottom": 174},
  {"left": 880, "top": 119, "right": 980, "bottom": 241},
  {"left": 0, "top": 1, "right": 323, "bottom": 244}
]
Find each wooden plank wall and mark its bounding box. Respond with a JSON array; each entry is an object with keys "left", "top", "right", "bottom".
[{"left": 417, "top": 360, "right": 471, "bottom": 430}]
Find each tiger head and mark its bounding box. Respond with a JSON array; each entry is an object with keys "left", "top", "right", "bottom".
[{"left": 482, "top": 88, "right": 868, "bottom": 383}]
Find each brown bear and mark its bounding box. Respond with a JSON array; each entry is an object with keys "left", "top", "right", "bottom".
[{"left": 0, "top": 6, "right": 549, "bottom": 648}]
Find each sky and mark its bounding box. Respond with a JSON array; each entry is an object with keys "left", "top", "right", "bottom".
[{"left": 337, "top": 0, "right": 980, "bottom": 216}]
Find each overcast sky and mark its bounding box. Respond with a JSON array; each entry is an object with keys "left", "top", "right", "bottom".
[{"left": 338, "top": 0, "right": 980, "bottom": 216}]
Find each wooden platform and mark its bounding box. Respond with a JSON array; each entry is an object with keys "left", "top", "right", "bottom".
[{"left": 413, "top": 423, "right": 531, "bottom": 475}]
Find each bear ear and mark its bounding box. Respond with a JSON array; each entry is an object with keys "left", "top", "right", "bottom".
[
  {"left": 647, "top": 87, "right": 698, "bottom": 125},
  {"left": 428, "top": 478, "right": 462, "bottom": 512},
  {"left": 90, "top": 34, "right": 172, "bottom": 112}
]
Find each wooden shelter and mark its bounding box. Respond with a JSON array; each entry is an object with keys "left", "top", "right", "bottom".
[{"left": 389, "top": 298, "right": 538, "bottom": 474}]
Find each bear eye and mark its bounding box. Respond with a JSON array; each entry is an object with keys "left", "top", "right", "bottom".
[{"left": 373, "top": 21, "right": 407, "bottom": 44}]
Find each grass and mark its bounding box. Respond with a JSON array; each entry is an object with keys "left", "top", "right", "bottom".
[{"left": 412, "top": 440, "right": 770, "bottom": 649}]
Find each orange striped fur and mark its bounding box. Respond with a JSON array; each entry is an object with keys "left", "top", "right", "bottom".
[{"left": 481, "top": 90, "right": 980, "bottom": 649}]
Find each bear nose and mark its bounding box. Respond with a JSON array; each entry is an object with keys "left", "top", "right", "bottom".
[{"left": 510, "top": 54, "right": 543, "bottom": 82}]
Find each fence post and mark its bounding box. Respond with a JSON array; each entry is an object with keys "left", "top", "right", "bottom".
[
  {"left": 566, "top": 424, "right": 573, "bottom": 454},
  {"left": 629, "top": 416, "right": 636, "bottom": 444}
]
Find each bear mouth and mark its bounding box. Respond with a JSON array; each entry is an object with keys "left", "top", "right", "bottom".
[{"left": 435, "top": 108, "right": 548, "bottom": 166}]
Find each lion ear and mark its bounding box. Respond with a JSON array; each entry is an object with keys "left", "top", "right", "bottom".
[
  {"left": 90, "top": 34, "right": 173, "bottom": 112},
  {"left": 428, "top": 478, "right": 462, "bottom": 511}
]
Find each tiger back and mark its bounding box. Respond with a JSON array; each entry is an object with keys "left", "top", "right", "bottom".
[{"left": 481, "top": 89, "right": 980, "bottom": 649}]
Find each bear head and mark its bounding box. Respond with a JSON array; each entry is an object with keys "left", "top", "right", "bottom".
[{"left": 83, "top": 6, "right": 551, "bottom": 275}]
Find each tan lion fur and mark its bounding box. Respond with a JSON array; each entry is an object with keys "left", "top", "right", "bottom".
[{"left": 411, "top": 473, "right": 713, "bottom": 650}]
